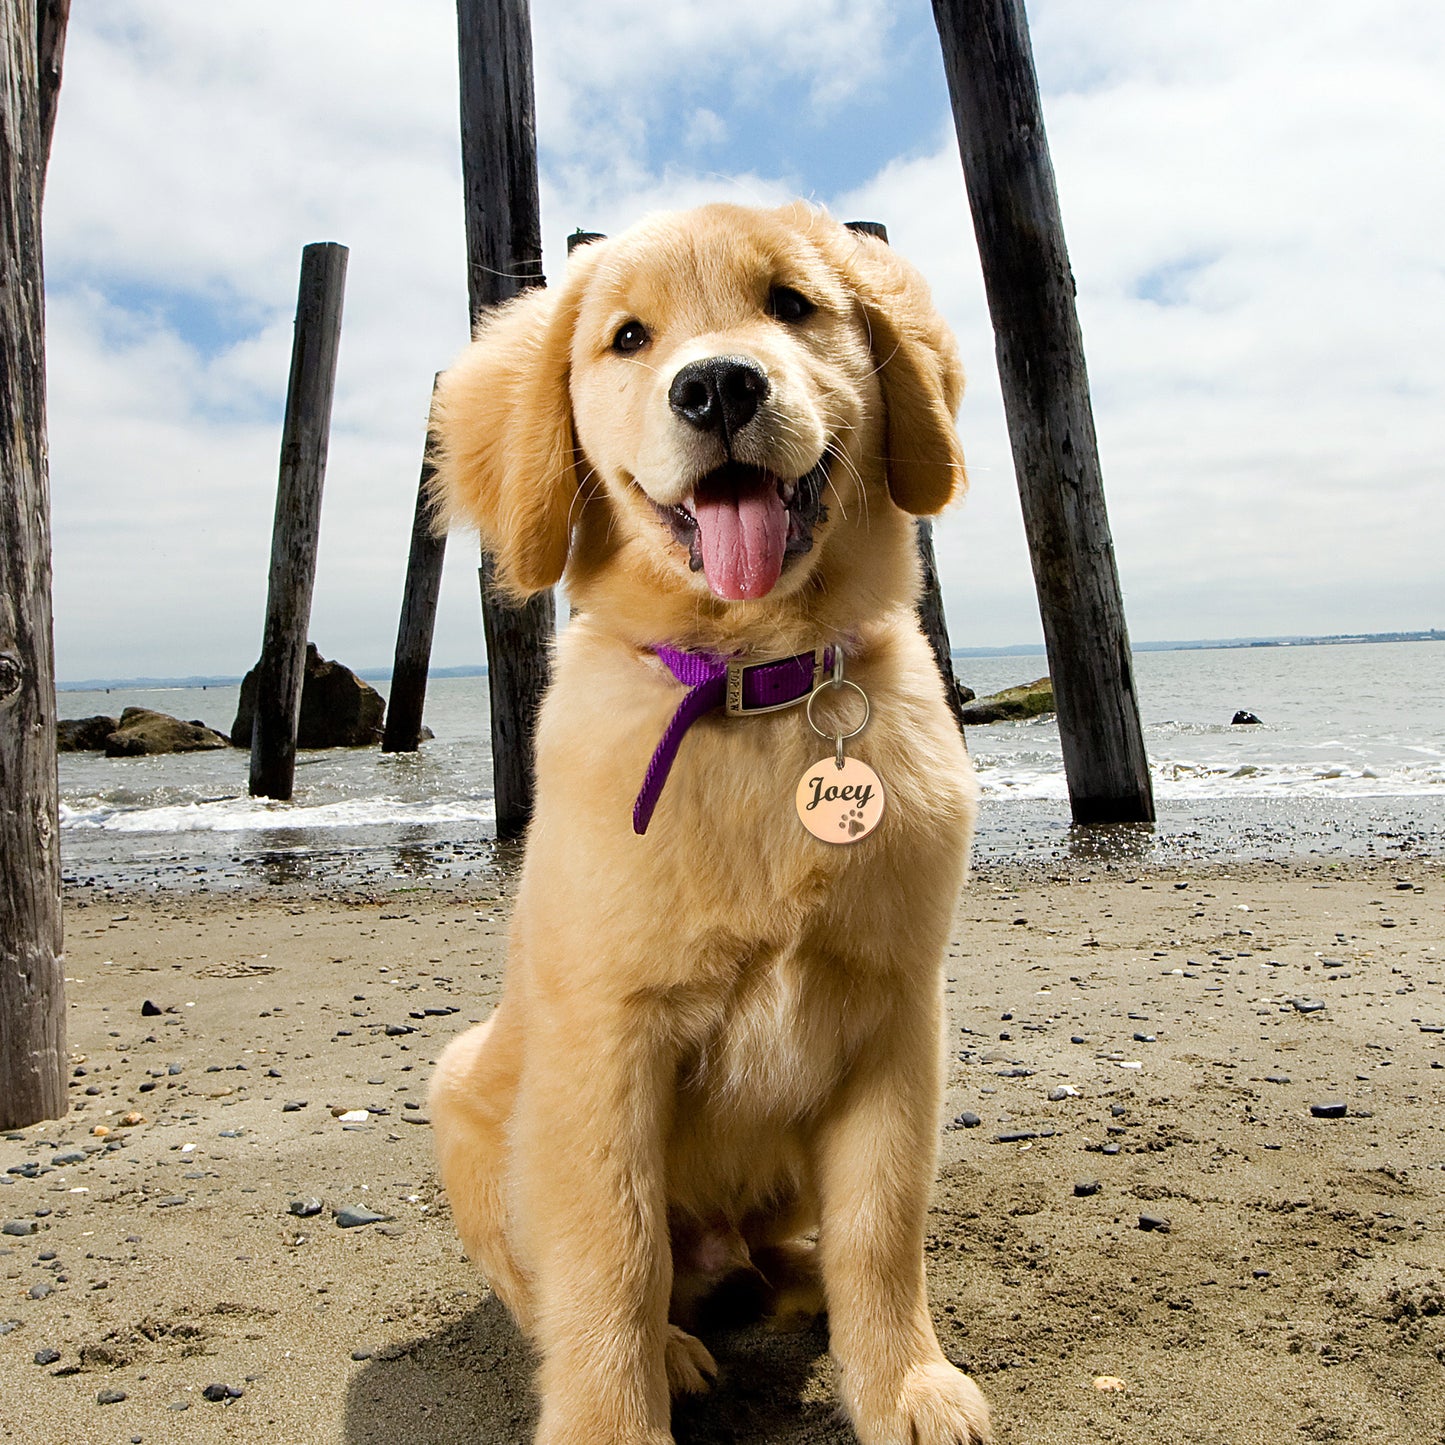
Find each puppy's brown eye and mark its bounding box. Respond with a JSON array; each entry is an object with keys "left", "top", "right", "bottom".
[
  {"left": 768, "top": 286, "right": 815, "bottom": 323},
  {"left": 612, "top": 320, "right": 650, "bottom": 354}
]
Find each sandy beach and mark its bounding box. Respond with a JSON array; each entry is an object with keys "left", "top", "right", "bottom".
[{"left": 2, "top": 856, "right": 1442, "bottom": 1444}]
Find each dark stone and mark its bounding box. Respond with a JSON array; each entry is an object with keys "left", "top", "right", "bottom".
[
  {"left": 230, "top": 643, "right": 385, "bottom": 749},
  {"left": 202, "top": 1382, "right": 239, "bottom": 1402},
  {"left": 1138, "top": 1213, "right": 1171, "bottom": 1232},
  {"left": 103, "top": 708, "right": 230, "bottom": 757},
  {"left": 141, "top": 1000, "right": 162, "bottom": 1017},
  {"left": 1231, "top": 711, "right": 1263, "bottom": 726},
  {"left": 1310, "top": 1101, "right": 1348, "bottom": 1119},
  {"left": 953, "top": 1111, "right": 982, "bottom": 1129},
  {"left": 56, "top": 715, "right": 118, "bottom": 752},
  {"left": 959, "top": 676, "right": 1054, "bottom": 725},
  {"left": 1073, "top": 1180, "right": 1101, "bottom": 1197},
  {"left": 33, "top": 1347, "right": 60, "bottom": 1365},
  {"left": 97, "top": 1388, "right": 127, "bottom": 1405},
  {"left": 288, "top": 1198, "right": 322, "bottom": 1218}
]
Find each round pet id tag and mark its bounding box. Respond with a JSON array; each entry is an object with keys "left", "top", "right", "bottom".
[{"left": 795, "top": 755, "right": 886, "bottom": 843}]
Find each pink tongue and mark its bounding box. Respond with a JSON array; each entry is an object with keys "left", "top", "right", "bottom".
[{"left": 693, "top": 484, "right": 788, "bottom": 600}]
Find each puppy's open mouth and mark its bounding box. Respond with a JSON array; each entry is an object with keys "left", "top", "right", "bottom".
[{"left": 652, "top": 456, "right": 830, "bottom": 601}]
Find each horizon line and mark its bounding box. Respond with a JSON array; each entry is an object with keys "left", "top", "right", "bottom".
[{"left": 52, "top": 628, "right": 1443, "bottom": 691}]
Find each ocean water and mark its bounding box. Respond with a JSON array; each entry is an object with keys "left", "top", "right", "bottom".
[{"left": 56, "top": 640, "right": 1445, "bottom": 890}]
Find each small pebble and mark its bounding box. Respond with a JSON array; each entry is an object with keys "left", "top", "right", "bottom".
[
  {"left": 1310, "top": 1101, "right": 1348, "bottom": 1119},
  {"left": 97, "top": 1388, "right": 127, "bottom": 1405},
  {"left": 1292, "top": 998, "right": 1326, "bottom": 1014},
  {"left": 1138, "top": 1213, "right": 1171, "bottom": 1232},
  {"left": 3, "top": 1220, "right": 38, "bottom": 1236},
  {"left": 288, "top": 1198, "right": 323, "bottom": 1218},
  {"left": 953, "top": 1111, "right": 981, "bottom": 1129},
  {"left": 335, "top": 1205, "right": 390, "bottom": 1229},
  {"left": 282, "top": 1100, "right": 308, "bottom": 1113},
  {"left": 1048, "top": 1086, "right": 1079, "bottom": 1101},
  {"left": 34, "top": 1347, "right": 61, "bottom": 1365},
  {"left": 1264, "top": 1073, "right": 1291, "bottom": 1085},
  {"left": 1073, "top": 1180, "right": 1101, "bottom": 1197},
  {"left": 202, "top": 1381, "right": 242, "bottom": 1401},
  {"left": 141, "top": 1000, "right": 162, "bottom": 1017}
]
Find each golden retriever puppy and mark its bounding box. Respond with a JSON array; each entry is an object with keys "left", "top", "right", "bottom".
[{"left": 428, "top": 201, "right": 988, "bottom": 1445}]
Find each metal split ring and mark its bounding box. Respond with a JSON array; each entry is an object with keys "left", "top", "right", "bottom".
[{"left": 805, "top": 676, "right": 871, "bottom": 750}]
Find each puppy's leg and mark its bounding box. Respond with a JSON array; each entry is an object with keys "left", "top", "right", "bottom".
[
  {"left": 813, "top": 984, "right": 991, "bottom": 1445},
  {"left": 514, "top": 1004, "right": 679, "bottom": 1445},
  {"left": 429, "top": 1011, "right": 535, "bottom": 1332}
]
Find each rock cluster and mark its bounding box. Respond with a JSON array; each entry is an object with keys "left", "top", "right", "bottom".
[
  {"left": 958, "top": 675, "right": 1055, "bottom": 724},
  {"left": 58, "top": 709, "right": 230, "bottom": 757},
  {"left": 229, "top": 643, "right": 385, "bottom": 749}
]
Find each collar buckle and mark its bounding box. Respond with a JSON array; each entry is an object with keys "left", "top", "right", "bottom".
[{"left": 725, "top": 647, "right": 827, "bottom": 717}]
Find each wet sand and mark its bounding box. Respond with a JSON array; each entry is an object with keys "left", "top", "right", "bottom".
[{"left": 2, "top": 857, "right": 1441, "bottom": 1444}]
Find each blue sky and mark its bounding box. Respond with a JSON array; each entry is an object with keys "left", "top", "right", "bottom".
[{"left": 40, "top": 0, "right": 1445, "bottom": 681}]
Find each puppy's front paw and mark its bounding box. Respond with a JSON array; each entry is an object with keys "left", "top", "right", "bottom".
[
  {"left": 664, "top": 1323, "right": 718, "bottom": 1396},
  {"left": 847, "top": 1360, "right": 992, "bottom": 1445}
]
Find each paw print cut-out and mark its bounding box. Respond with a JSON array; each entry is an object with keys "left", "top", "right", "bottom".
[{"left": 839, "top": 806, "right": 867, "bottom": 837}]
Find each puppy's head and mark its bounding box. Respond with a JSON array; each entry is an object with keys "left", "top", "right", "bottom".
[{"left": 431, "top": 203, "right": 964, "bottom": 612}]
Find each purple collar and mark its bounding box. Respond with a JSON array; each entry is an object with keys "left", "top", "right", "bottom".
[{"left": 633, "top": 644, "right": 835, "bottom": 834}]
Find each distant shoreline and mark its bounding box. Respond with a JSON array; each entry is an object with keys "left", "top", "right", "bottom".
[{"left": 53, "top": 628, "right": 1443, "bottom": 691}]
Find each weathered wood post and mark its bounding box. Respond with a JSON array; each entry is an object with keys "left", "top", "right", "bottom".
[
  {"left": 36, "top": 0, "right": 70, "bottom": 184},
  {"left": 381, "top": 378, "right": 446, "bottom": 754},
  {"left": 932, "top": 0, "right": 1155, "bottom": 822},
  {"left": 456, "top": 0, "right": 553, "bottom": 840},
  {"left": 1, "top": 0, "right": 65, "bottom": 1129},
  {"left": 249, "top": 242, "right": 348, "bottom": 801},
  {"left": 845, "top": 219, "right": 970, "bottom": 737}
]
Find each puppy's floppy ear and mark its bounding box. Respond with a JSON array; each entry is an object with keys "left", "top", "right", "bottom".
[
  {"left": 829, "top": 228, "right": 967, "bottom": 515},
  {"left": 430, "top": 253, "right": 596, "bottom": 598}
]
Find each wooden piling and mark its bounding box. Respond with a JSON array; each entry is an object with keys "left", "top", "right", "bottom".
[
  {"left": 1, "top": 0, "right": 65, "bottom": 1129},
  {"left": 914, "top": 519, "right": 969, "bottom": 735},
  {"left": 382, "top": 379, "right": 447, "bottom": 754},
  {"left": 249, "top": 242, "right": 348, "bottom": 801},
  {"left": 36, "top": 0, "right": 70, "bottom": 183},
  {"left": 456, "top": 0, "right": 553, "bottom": 839},
  {"left": 931, "top": 0, "right": 1155, "bottom": 822},
  {"left": 844, "top": 220, "right": 969, "bottom": 737}
]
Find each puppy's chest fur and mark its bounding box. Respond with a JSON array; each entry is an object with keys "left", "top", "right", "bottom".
[{"left": 676, "top": 937, "right": 879, "bottom": 1131}]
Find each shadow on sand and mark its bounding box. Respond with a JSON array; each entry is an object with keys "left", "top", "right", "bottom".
[{"left": 343, "top": 1291, "right": 855, "bottom": 1444}]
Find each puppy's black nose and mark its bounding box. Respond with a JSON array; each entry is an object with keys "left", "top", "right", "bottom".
[{"left": 669, "top": 356, "right": 770, "bottom": 438}]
